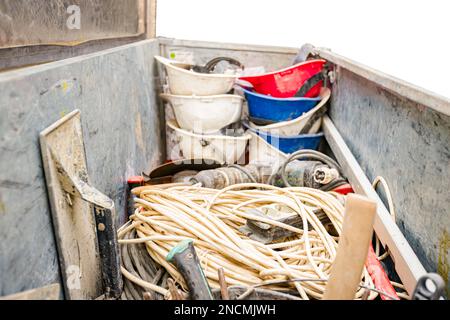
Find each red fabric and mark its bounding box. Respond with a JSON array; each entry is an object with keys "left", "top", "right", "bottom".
[
  {"left": 331, "top": 183, "right": 354, "bottom": 195},
  {"left": 365, "top": 246, "right": 399, "bottom": 300}
]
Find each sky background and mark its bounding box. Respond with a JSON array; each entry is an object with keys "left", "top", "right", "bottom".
[{"left": 157, "top": 0, "right": 450, "bottom": 99}]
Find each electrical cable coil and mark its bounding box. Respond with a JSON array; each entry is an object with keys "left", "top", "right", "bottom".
[{"left": 117, "top": 183, "right": 412, "bottom": 300}]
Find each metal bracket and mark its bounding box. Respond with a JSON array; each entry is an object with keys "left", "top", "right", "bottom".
[
  {"left": 328, "top": 69, "right": 337, "bottom": 84},
  {"left": 40, "top": 109, "right": 122, "bottom": 299},
  {"left": 50, "top": 149, "right": 122, "bottom": 298},
  {"left": 412, "top": 273, "right": 446, "bottom": 300}
]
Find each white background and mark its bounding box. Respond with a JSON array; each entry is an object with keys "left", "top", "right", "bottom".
[{"left": 157, "top": 0, "right": 450, "bottom": 98}]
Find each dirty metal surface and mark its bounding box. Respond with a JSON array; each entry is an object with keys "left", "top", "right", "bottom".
[
  {"left": 0, "top": 0, "right": 145, "bottom": 48},
  {"left": 329, "top": 68, "right": 450, "bottom": 294},
  {"left": 159, "top": 38, "right": 298, "bottom": 74},
  {"left": 40, "top": 110, "right": 103, "bottom": 300},
  {"left": 313, "top": 46, "right": 450, "bottom": 117},
  {"left": 40, "top": 110, "right": 122, "bottom": 299},
  {"left": 0, "top": 39, "right": 163, "bottom": 296},
  {"left": 0, "top": 283, "right": 61, "bottom": 300}
]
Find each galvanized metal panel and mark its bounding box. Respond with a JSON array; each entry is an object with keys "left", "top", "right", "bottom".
[
  {"left": 0, "top": 36, "right": 439, "bottom": 298},
  {"left": 328, "top": 68, "right": 450, "bottom": 295},
  {"left": 0, "top": 0, "right": 145, "bottom": 48},
  {"left": 0, "top": 39, "right": 163, "bottom": 296},
  {"left": 313, "top": 47, "right": 450, "bottom": 117},
  {"left": 0, "top": 36, "right": 147, "bottom": 71},
  {"left": 159, "top": 37, "right": 298, "bottom": 72},
  {"left": 0, "top": 283, "right": 61, "bottom": 300},
  {"left": 323, "top": 115, "right": 427, "bottom": 294}
]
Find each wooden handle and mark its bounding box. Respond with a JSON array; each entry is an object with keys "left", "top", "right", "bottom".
[{"left": 323, "top": 193, "right": 377, "bottom": 300}]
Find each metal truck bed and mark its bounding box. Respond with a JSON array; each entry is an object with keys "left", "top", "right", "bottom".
[{"left": 0, "top": 38, "right": 448, "bottom": 297}]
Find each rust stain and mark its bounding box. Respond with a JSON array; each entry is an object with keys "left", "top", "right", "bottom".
[{"left": 438, "top": 229, "right": 450, "bottom": 297}]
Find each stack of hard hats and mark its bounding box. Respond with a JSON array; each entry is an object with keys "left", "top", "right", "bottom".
[
  {"left": 237, "top": 60, "right": 330, "bottom": 160},
  {"left": 155, "top": 56, "right": 250, "bottom": 164}
]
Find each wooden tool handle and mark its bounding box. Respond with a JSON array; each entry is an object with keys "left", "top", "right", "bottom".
[{"left": 323, "top": 193, "right": 377, "bottom": 300}]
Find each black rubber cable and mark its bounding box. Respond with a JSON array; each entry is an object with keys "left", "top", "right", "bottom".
[
  {"left": 120, "top": 228, "right": 168, "bottom": 300},
  {"left": 192, "top": 57, "right": 244, "bottom": 74},
  {"left": 319, "top": 178, "right": 348, "bottom": 191},
  {"left": 121, "top": 231, "right": 145, "bottom": 300}
]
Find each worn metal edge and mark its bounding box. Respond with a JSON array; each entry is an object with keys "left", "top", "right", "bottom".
[
  {"left": 1, "top": 32, "right": 145, "bottom": 50},
  {"left": 308, "top": 45, "right": 450, "bottom": 116},
  {"left": 39, "top": 109, "right": 81, "bottom": 137},
  {"left": 0, "top": 283, "right": 61, "bottom": 300},
  {"left": 39, "top": 109, "right": 104, "bottom": 300},
  {"left": 158, "top": 37, "right": 299, "bottom": 55},
  {"left": 322, "top": 115, "right": 427, "bottom": 294},
  {"left": 38, "top": 113, "right": 81, "bottom": 300},
  {"left": 145, "top": 0, "right": 157, "bottom": 38},
  {"left": 0, "top": 38, "right": 159, "bottom": 81}
]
